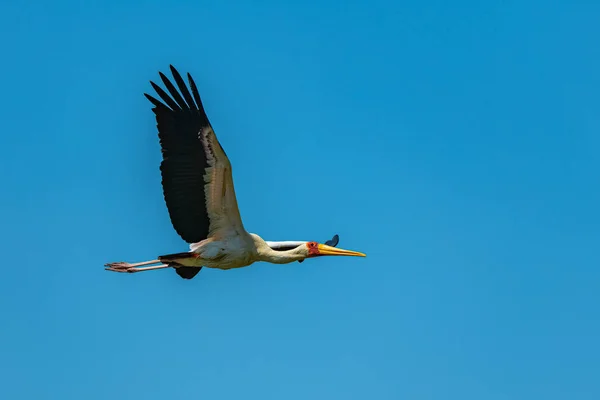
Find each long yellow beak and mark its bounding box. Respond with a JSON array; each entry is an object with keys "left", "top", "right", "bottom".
[{"left": 317, "top": 244, "right": 366, "bottom": 257}]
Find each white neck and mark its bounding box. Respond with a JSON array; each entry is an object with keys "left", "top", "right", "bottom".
[
  {"left": 250, "top": 233, "right": 307, "bottom": 264},
  {"left": 257, "top": 246, "right": 305, "bottom": 264}
]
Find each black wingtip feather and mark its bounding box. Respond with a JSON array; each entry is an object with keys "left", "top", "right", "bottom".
[
  {"left": 150, "top": 81, "right": 181, "bottom": 111},
  {"left": 159, "top": 71, "right": 189, "bottom": 110},
  {"left": 169, "top": 65, "right": 197, "bottom": 110},
  {"left": 144, "top": 93, "right": 167, "bottom": 109},
  {"left": 187, "top": 72, "right": 205, "bottom": 113}
]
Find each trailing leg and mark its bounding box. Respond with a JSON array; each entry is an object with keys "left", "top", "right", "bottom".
[{"left": 104, "top": 259, "right": 171, "bottom": 273}]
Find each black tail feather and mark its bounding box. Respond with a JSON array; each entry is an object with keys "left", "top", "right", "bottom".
[
  {"left": 158, "top": 252, "right": 203, "bottom": 279},
  {"left": 175, "top": 267, "right": 202, "bottom": 279}
]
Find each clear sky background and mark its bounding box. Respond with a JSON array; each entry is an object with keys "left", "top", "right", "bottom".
[{"left": 0, "top": 1, "right": 599, "bottom": 399}]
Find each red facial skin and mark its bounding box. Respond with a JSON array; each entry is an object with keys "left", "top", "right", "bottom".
[{"left": 306, "top": 241, "right": 320, "bottom": 257}]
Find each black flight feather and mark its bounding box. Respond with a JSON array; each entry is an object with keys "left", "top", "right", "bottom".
[
  {"left": 150, "top": 81, "right": 181, "bottom": 111},
  {"left": 170, "top": 65, "right": 196, "bottom": 110},
  {"left": 145, "top": 66, "right": 213, "bottom": 244},
  {"left": 159, "top": 72, "right": 189, "bottom": 110}
]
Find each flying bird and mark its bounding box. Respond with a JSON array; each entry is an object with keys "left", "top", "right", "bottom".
[{"left": 105, "top": 65, "right": 365, "bottom": 279}]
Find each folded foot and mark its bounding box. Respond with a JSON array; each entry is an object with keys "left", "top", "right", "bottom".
[{"left": 105, "top": 262, "right": 136, "bottom": 273}]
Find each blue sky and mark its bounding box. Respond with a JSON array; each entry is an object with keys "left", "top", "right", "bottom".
[{"left": 1, "top": 0, "right": 599, "bottom": 398}]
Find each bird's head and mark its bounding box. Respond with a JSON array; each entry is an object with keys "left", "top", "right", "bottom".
[
  {"left": 262, "top": 234, "right": 366, "bottom": 263},
  {"left": 303, "top": 241, "right": 366, "bottom": 259}
]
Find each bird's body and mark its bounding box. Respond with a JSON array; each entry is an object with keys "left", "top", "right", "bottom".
[
  {"left": 105, "top": 65, "right": 365, "bottom": 279},
  {"left": 159, "top": 233, "right": 307, "bottom": 270}
]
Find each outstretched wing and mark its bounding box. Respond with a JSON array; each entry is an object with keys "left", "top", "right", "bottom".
[{"left": 144, "top": 65, "right": 245, "bottom": 243}]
